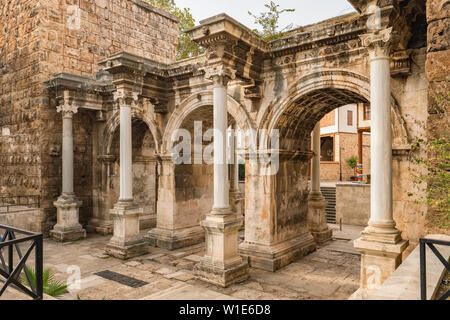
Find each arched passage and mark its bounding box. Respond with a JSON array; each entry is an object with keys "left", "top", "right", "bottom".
[
  {"left": 240, "top": 69, "right": 410, "bottom": 272},
  {"left": 148, "top": 91, "right": 255, "bottom": 250},
  {"left": 97, "top": 111, "right": 160, "bottom": 233}
]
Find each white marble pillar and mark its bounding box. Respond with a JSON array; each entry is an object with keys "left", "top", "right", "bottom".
[
  {"left": 311, "top": 123, "right": 321, "bottom": 196},
  {"left": 194, "top": 65, "right": 249, "bottom": 287},
  {"left": 106, "top": 90, "right": 146, "bottom": 260},
  {"left": 308, "top": 123, "right": 332, "bottom": 244},
  {"left": 119, "top": 104, "right": 133, "bottom": 201},
  {"left": 51, "top": 103, "right": 86, "bottom": 242},
  {"left": 354, "top": 28, "right": 408, "bottom": 294},
  {"left": 229, "top": 125, "right": 244, "bottom": 222}
]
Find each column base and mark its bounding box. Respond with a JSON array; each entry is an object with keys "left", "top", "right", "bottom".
[
  {"left": 146, "top": 226, "right": 205, "bottom": 250},
  {"left": 86, "top": 218, "right": 113, "bottom": 235},
  {"left": 105, "top": 201, "right": 148, "bottom": 260},
  {"left": 311, "top": 229, "right": 333, "bottom": 245},
  {"left": 354, "top": 236, "right": 409, "bottom": 292},
  {"left": 194, "top": 257, "right": 249, "bottom": 288},
  {"left": 194, "top": 211, "right": 249, "bottom": 287},
  {"left": 239, "top": 233, "right": 316, "bottom": 272},
  {"left": 51, "top": 195, "right": 86, "bottom": 242},
  {"left": 308, "top": 194, "right": 333, "bottom": 245},
  {"left": 105, "top": 242, "right": 149, "bottom": 260}
]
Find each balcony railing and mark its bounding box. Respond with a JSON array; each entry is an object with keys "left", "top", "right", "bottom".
[
  {"left": 420, "top": 238, "right": 450, "bottom": 301},
  {"left": 0, "top": 195, "right": 41, "bottom": 213},
  {"left": 0, "top": 225, "right": 43, "bottom": 300}
]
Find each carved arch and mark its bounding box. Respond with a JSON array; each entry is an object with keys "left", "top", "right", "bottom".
[
  {"left": 258, "top": 69, "right": 410, "bottom": 150},
  {"left": 161, "top": 91, "right": 256, "bottom": 155}
]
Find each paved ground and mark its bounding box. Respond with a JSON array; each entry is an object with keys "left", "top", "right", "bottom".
[{"left": 1, "top": 224, "right": 363, "bottom": 300}]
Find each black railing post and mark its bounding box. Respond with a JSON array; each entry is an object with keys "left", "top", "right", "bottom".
[
  {"left": 8, "top": 233, "right": 13, "bottom": 275},
  {"left": 420, "top": 239, "right": 427, "bottom": 301},
  {"left": 35, "top": 233, "right": 43, "bottom": 300}
]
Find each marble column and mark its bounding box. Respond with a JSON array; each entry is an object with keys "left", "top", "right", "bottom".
[
  {"left": 354, "top": 28, "right": 408, "bottom": 295},
  {"left": 194, "top": 66, "right": 249, "bottom": 287},
  {"left": 229, "top": 124, "right": 244, "bottom": 222},
  {"left": 308, "top": 123, "right": 332, "bottom": 244},
  {"left": 51, "top": 103, "right": 86, "bottom": 242},
  {"left": 106, "top": 90, "right": 147, "bottom": 260}
]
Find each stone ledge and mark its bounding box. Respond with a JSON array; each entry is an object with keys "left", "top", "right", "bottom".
[{"left": 358, "top": 234, "right": 450, "bottom": 300}]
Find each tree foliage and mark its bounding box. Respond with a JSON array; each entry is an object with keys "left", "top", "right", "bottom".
[
  {"left": 346, "top": 156, "right": 358, "bottom": 170},
  {"left": 248, "top": 1, "right": 295, "bottom": 42},
  {"left": 409, "top": 136, "right": 450, "bottom": 228},
  {"left": 408, "top": 90, "right": 450, "bottom": 228},
  {"left": 144, "top": 0, "right": 203, "bottom": 60}
]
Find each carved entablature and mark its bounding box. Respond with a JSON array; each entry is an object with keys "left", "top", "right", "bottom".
[
  {"left": 391, "top": 50, "right": 411, "bottom": 77},
  {"left": 269, "top": 14, "right": 367, "bottom": 58},
  {"left": 243, "top": 79, "right": 263, "bottom": 101},
  {"left": 44, "top": 73, "right": 112, "bottom": 112},
  {"left": 149, "top": 98, "right": 168, "bottom": 114},
  {"left": 360, "top": 27, "right": 399, "bottom": 60}
]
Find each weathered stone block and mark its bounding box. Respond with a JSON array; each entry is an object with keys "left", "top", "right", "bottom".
[
  {"left": 427, "top": 0, "right": 450, "bottom": 23},
  {"left": 426, "top": 50, "right": 450, "bottom": 81},
  {"left": 427, "top": 19, "right": 450, "bottom": 53}
]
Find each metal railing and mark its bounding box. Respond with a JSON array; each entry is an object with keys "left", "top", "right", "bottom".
[
  {"left": 420, "top": 238, "right": 450, "bottom": 301},
  {"left": 0, "top": 195, "right": 41, "bottom": 213},
  {"left": 0, "top": 225, "right": 43, "bottom": 300}
]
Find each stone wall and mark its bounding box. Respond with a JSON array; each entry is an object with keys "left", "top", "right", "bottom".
[
  {"left": 424, "top": 0, "right": 450, "bottom": 235},
  {"left": 336, "top": 183, "right": 370, "bottom": 226},
  {"left": 0, "top": 0, "right": 178, "bottom": 234},
  {"left": 174, "top": 164, "right": 213, "bottom": 229},
  {"left": 275, "top": 159, "right": 310, "bottom": 243}
]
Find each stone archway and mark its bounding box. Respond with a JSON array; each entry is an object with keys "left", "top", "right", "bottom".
[
  {"left": 258, "top": 69, "right": 409, "bottom": 150},
  {"left": 148, "top": 91, "right": 256, "bottom": 250},
  {"left": 161, "top": 90, "right": 256, "bottom": 155},
  {"left": 240, "top": 68, "right": 410, "bottom": 272},
  {"left": 93, "top": 109, "right": 161, "bottom": 234}
]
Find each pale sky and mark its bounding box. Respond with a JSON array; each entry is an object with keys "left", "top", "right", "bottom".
[{"left": 175, "top": 0, "right": 356, "bottom": 31}]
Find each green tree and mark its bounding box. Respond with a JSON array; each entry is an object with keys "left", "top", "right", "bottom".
[
  {"left": 145, "top": 0, "right": 203, "bottom": 60},
  {"left": 248, "top": 1, "right": 295, "bottom": 42},
  {"left": 346, "top": 156, "right": 358, "bottom": 170}
]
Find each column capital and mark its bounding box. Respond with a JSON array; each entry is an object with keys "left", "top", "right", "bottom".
[
  {"left": 57, "top": 104, "right": 78, "bottom": 119},
  {"left": 204, "top": 65, "right": 236, "bottom": 86},
  {"left": 360, "top": 27, "right": 399, "bottom": 60},
  {"left": 113, "top": 88, "right": 140, "bottom": 108}
]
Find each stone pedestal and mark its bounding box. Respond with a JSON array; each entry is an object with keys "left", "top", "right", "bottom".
[
  {"left": 308, "top": 193, "right": 333, "bottom": 245},
  {"left": 239, "top": 233, "right": 316, "bottom": 272},
  {"left": 194, "top": 212, "right": 249, "bottom": 287},
  {"left": 105, "top": 201, "right": 148, "bottom": 260},
  {"left": 51, "top": 195, "right": 86, "bottom": 242},
  {"left": 147, "top": 226, "right": 205, "bottom": 250},
  {"left": 354, "top": 236, "right": 408, "bottom": 293}
]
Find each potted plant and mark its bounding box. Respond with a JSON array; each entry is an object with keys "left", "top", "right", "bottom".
[{"left": 346, "top": 156, "right": 358, "bottom": 181}]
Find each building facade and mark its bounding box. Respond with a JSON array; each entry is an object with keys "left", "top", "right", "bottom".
[{"left": 0, "top": 0, "right": 448, "bottom": 292}]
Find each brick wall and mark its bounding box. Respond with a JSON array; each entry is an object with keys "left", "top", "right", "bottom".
[{"left": 0, "top": 0, "right": 178, "bottom": 233}]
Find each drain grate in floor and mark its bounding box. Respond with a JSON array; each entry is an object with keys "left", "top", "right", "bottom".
[{"left": 95, "top": 270, "right": 148, "bottom": 288}]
